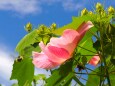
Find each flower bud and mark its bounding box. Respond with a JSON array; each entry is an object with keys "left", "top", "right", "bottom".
[
  {"left": 81, "top": 8, "right": 88, "bottom": 16},
  {"left": 39, "top": 25, "right": 48, "bottom": 34},
  {"left": 89, "top": 11, "right": 93, "bottom": 15},
  {"left": 108, "top": 6, "right": 114, "bottom": 14},
  {"left": 96, "top": 3, "right": 103, "bottom": 11},
  {"left": 40, "top": 25, "right": 45, "bottom": 30},
  {"left": 37, "top": 25, "right": 44, "bottom": 35},
  {"left": 50, "top": 23, "right": 56, "bottom": 30},
  {"left": 25, "top": 22, "right": 32, "bottom": 32},
  {"left": 36, "top": 29, "right": 40, "bottom": 34},
  {"left": 15, "top": 56, "right": 23, "bottom": 62}
]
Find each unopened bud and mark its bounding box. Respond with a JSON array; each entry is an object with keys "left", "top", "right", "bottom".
[
  {"left": 108, "top": 6, "right": 114, "bottom": 14},
  {"left": 36, "top": 29, "right": 40, "bottom": 34},
  {"left": 40, "top": 25, "right": 45, "bottom": 30},
  {"left": 51, "top": 23, "right": 56, "bottom": 30},
  {"left": 96, "top": 3, "right": 103, "bottom": 11},
  {"left": 89, "top": 11, "right": 93, "bottom": 15},
  {"left": 81, "top": 8, "right": 88, "bottom": 16},
  {"left": 15, "top": 56, "right": 23, "bottom": 62},
  {"left": 25, "top": 22, "right": 32, "bottom": 32},
  {"left": 39, "top": 25, "right": 46, "bottom": 34}
]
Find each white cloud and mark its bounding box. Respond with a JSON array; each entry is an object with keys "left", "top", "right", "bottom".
[
  {"left": 0, "top": 45, "right": 13, "bottom": 79},
  {"left": 0, "top": 44, "right": 14, "bottom": 85},
  {"left": 62, "top": 0, "right": 84, "bottom": 11},
  {"left": 0, "top": 0, "right": 84, "bottom": 15},
  {"left": 0, "top": 0, "right": 41, "bottom": 15},
  {"left": 40, "top": 0, "right": 84, "bottom": 11}
]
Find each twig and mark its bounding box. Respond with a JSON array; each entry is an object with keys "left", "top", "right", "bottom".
[{"left": 78, "top": 45, "right": 96, "bottom": 54}]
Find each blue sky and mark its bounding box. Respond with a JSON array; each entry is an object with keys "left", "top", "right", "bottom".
[{"left": 0, "top": 0, "right": 115, "bottom": 86}]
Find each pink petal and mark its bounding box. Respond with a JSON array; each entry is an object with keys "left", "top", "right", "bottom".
[
  {"left": 48, "top": 46, "right": 70, "bottom": 59},
  {"left": 49, "top": 37, "right": 75, "bottom": 55},
  {"left": 62, "top": 29, "right": 80, "bottom": 44},
  {"left": 32, "top": 51, "right": 60, "bottom": 69},
  {"left": 38, "top": 41, "right": 68, "bottom": 63},
  {"left": 77, "top": 21, "right": 94, "bottom": 42},
  {"left": 43, "top": 46, "right": 69, "bottom": 64},
  {"left": 89, "top": 55, "right": 100, "bottom": 66},
  {"left": 49, "top": 29, "right": 80, "bottom": 54},
  {"left": 39, "top": 41, "right": 46, "bottom": 51},
  {"left": 37, "top": 41, "right": 68, "bottom": 64},
  {"left": 50, "top": 37, "right": 68, "bottom": 46},
  {"left": 50, "top": 29, "right": 80, "bottom": 45},
  {"left": 77, "top": 21, "right": 94, "bottom": 34}
]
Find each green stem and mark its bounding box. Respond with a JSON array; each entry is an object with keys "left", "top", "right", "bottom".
[
  {"left": 103, "top": 57, "right": 111, "bottom": 86},
  {"left": 74, "top": 72, "right": 105, "bottom": 76},
  {"left": 89, "top": 30, "right": 100, "bottom": 40},
  {"left": 100, "top": 26, "right": 111, "bottom": 86},
  {"left": 33, "top": 79, "right": 36, "bottom": 86},
  {"left": 100, "top": 52, "right": 103, "bottom": 86},
  {"left": 85, "top": 67, "right": 98, "bottom": 73},
  {"left": 111, "top": 35, "right": 115, "bottom": 59},
  {"left": 78, "top": 45, "right": 96, "bottom": 54},
  {"left": 81, "top": 55, "right": 99, "bottom": 56}
]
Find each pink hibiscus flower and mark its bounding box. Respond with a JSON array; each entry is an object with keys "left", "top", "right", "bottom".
[
  {"left": 32, "top": 21, "right": 94, "bottom": 69},
  {"left": 89, "top": 54, "right": 100, "bottom": 66}
]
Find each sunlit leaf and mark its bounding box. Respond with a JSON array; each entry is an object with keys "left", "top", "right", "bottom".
[
  {"left": 45, "top": 60, "right": 74, "bottom": 86},
  {"left": 77, "top": 27, "right": 97, "bottom": 61},
  {"left": 55, "top": 72, "right": 74, "bottom": 86},
  {"left": 21, "top": 44, "right": 40, "bottom": 57},
  {"left": 16, "top": 30, "right": 38, "bottom": 53},
  {"left": 10, "top": 58, "right": 34, "bottom": 86}
]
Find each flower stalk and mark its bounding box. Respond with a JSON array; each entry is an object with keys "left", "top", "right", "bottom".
[{"left": 100, "top": 23, "right": 111, "bottom": 86}]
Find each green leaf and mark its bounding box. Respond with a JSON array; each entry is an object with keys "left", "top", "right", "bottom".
[
  {"left": 16, "top": 30, "right": 38, "bottom": 53},
  {"left": 86, "top": 74, "right": 100, "bottom": 86},
  {"left": 45, "top": 60, "right": 74, "bottom": 86},
  {"left": 77, "top": 27, "right": 97, "bottom": 61},
  {"left": 109, "top": 74, "right": 115, "bottom": 86},
  {"left": 53, "top": 15, "right": 91, "bottom": 35},
  {"left": 45, "top": 69, "right": 61, "bottom": 86},
  {"left": 55, "top": 72, "right": 74, "bottom": 86},
  {"left": 21, "top": 44, "right": 40, "bottom": 57},
  {"left": 82, "top": 56, "right": 87, "bottom": 65},
  {"left": 10, "top": 58, "right": 34, "bottom": 86}
]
